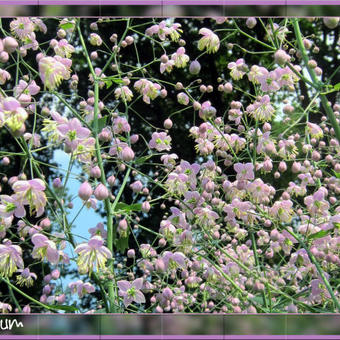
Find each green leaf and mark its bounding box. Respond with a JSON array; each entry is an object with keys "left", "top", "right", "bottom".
[
  {"left": 333, "top": 82, "right": 340, "bottom": 91},
  {"left": 308, "top": 229, "right": 331, "bottom": 240},
  {"left": 105, "top": 77, "right": 124, "bottom": 84},
  {"left": 116, "top": 236, "right": 129, "bottom": 252},
  {"left": 51, "top": 304, "right": 79, "bottom": 312},
  {"left": 333, "top": 170, "right": 340, "bottom": 179},
  {"left": 135, "top": 154, "right": 154, "bottom": 165},
  {"left": 114, "top": 202, "right": 142, "bottom": 212},
  {"left": 60, "top": 23, "right": 74, "bottom": 30},
  {"left": 104, "top": 79, "right": 113, "bottom": 89},
  {"left": 91, "top": 116, "right": 107, "bottom": 132},
  {"left": 97, "top": 116, "right": 108, "bottom": 132},
  {"left": 103, "top": 78, "right": 123, "bottom": 89}
]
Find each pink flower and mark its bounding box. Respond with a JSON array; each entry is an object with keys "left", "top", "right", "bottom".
[
  {"left": 177, "top": 92, "right": 189, "bottom": 105},
  {"left": 0, "top": 97, "right": 28, "bottom": 131},
  {"left": 0, "top": 69, "right": 11, "bottom": 85},
  {"left": 88, "top": 222, "right": 107, "bottom": 239},
  {"left": 234, "top": 162, "right": 254, "bottom": 181},
  {"left": 12, "top": 179, "right": 47, "bottom": 217},
  {"left": 134, "top": 79, "right": 161, "bottom": 104},
  {"left": 0, "top": 195, "right": 26, "bottom": 219},
  {"left": 31, "top": 233, "right": 59, "bottom": 265},
  {"left": 270, "top": 200, "right": 294, "bottom": 223},
  {"left": 57, "top": 118, "right": 91, "bottom": 151},
  {"left": 51, "top": 39, "right": 75, "bottom": 58},
  {"left": 248, "top": 65, "right": 268, "bottom": 84},
  {"left": 0, "top": 302, "right": 12, "bottom": 313},
  {"left": 198, "top": 101, "right": 216, "bottom": 120},
  {"left": 75, "top": 235, "right": 112, "bottom": 274},
  {"left": 160, "top": 59, "right": 175, "bottom": 74},
  {"left": 149, "top": 132, "right": 172, "bottom": 152},
  {"left": 39, "top": 56, "right": 71, "bottom": 90},
  {"left": 247, "top": 179, "right": 273, "bottom": 204},
  {"left": 228, "top": 58, "right": 247, "bottom": 80},
  {"left": 246, "top": 95, "right": 275, "bottom": 122},
  {"left": 112, "top": 116, "right": 131, "bottom": 135},
  {"left": 304, "top": 188, "right": 330, "bottom": 217},
  {"left": 162, "top": 251, "right": 186, "bottom": 271},
  {"left": 114, "top": 86, "right": 133, "bottom": 102},
  {"left": 198, "top": 28, "right": 220, "bottom": 53},
  {"left": 0, "top": 241, "right": 24, "bottom": 277},
  {"left": 307, "top": 122, "right": 323, "bottom": 139},
  {"left": 118, "top": 278, "right": 146, "bottom": 307},
  {"left": 16, "top": 268, "right": 37, "bottom": 287},
  {"left": 69, "top": 280, "right": 95, "bottom": 298},
  {"left": 145, "top": 20, "right": 182, "bottom": 42},
  {"left": 193, "top": 206, "right": 219, "bottom": 227},
  {"left": 171, "top": 47, "right": 189, "bottom": 68},
  {"left": 258, "top": 70, "right": 281, "bottom": 92},
  {"left": 10, "top": 17, "right": 35, "bottom": 41}
]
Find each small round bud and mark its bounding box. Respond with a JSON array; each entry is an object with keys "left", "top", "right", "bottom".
[
  {"left": 94, "top": 183, "right": 109, "bottom": 200},
  {"left": 246, "top": 17, "right": 257, "bottom": 29},
  {"left": 189, "top": 60, "right": 201, "bottom": 75},
  {"left": 78, "top": 182, "right": 93, "bottom": 200},
  {"left": 163, "top": 118, "right": 173, "bottom": 129}
]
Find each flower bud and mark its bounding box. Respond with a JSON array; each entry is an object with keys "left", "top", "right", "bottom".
[
  {"left": 189, "top": 60, "right": 201, "bottom": 75},
  {"left": 53, "top": 177, "right": 62, "bottom": 188},
  {"left": 274, "top": 49, "right": 291, "bottom": 65},
  {"left": 107, "top": 175, "right": 116, "bottom": 186},
  {"left": 162, "top": 287, "right": 173, "bottom": 300},
  {"left": 0, "top": 51, "right": 9, "bottom": 63},
  {"left": 121, "top": 147, "right": 135, "bottom": 161},
  {"left": 90, "top": 166, "right": 101, "bottom": 178},
  {"left": 78, "top": 182, "right": 93, "bottom": 200},
  {"left": 127, "top": 249, "right": 135, "bottom": 258},
  {"left": 1, "top": 157, "right": 10, "bottom": 165},
  {"left": 40, "top": 218, "right": 51, "bottom": 229},
  {"left": 163, "top": 118, "right": 173, "bottom": 129},
  {"left": 51, "top": 269, "right": 60, "bottom": 280},
  {"left": 155, "top": 258, "right": 165, "bottom": 273},
  {"left": 323, "top": 17, "right": 339, "bottom": 29},
  {"left": 130, "top": 134, "right": 139, "bottom": 144},
  {"left": 94, "top": 183, "right": 109, "bottom": 200},
  {"left": 224, "top": 82, "right": 233, "bottom": 93},
  {"left": 130, "top": 180, "right": 143, "bottom": 193},
  {"left": 278, "top": 161, "right": 287, "bottom": 172},
  {"left": 246, "top": 17, "right": 257, "bottom": 29},
  {"left": 291, "top": 161, "right": 301, "bottom": 173},
  {"left": 22, "top": 305, "right": 31, "bottom": 313},
  {"left": 141, "top": 201, "right": 151, "bottom": 213},
  {"left": 3, "top": 37, "right": 18, "bottom": 53}
]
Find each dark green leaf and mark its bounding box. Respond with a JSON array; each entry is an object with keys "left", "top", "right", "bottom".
[
  {"left": 60, "top": 23, "right": 74, "bottom": 30},
  {"left": 309, "top": 230, "right": 330, "bottom": 240},
  {"left": 135, "top": 154, "right": 154, "bottom": 165},
  {"left": 116, "top": 236, "right": 129, "bottom": 252},
  {"left": 333, "top": 82, "right": 340, "bottom": 91},
  {"left": 114, "top": 202, "right": 142, "bottom": 212}
]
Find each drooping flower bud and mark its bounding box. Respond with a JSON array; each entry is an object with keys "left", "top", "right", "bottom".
[
  {"left": 78, "top": 182, "right": 93, "bottom": 201},
  {"left": 94, "top": 183, "right": 109, "bottom": 200},
  {"left": 189, "top": 60, "right": 201, "bottom": 75},
  {"left": 121, "top": 147, "right": 135, "bottom": 161}
]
